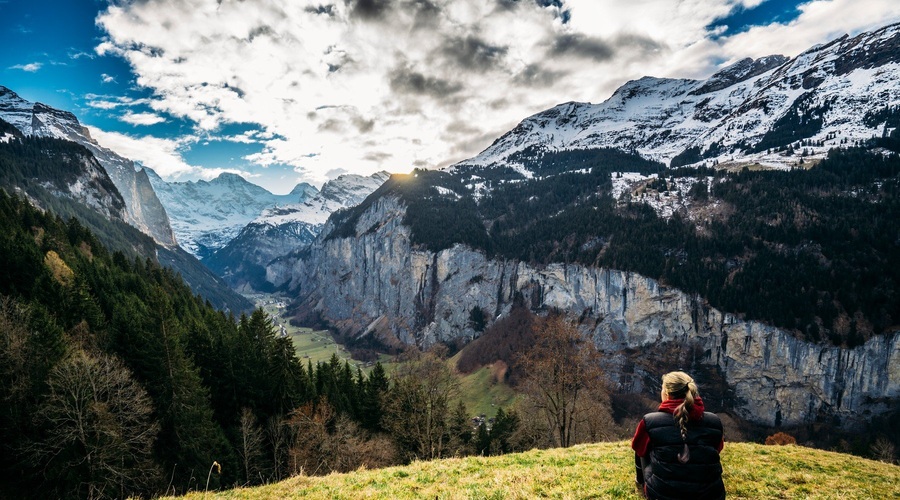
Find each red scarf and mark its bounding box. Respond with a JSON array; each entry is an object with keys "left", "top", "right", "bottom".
[{"left": 657, "top": 396, "right": 705, "bottom": 421}]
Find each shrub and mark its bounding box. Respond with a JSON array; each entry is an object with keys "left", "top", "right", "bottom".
[{"left": 765, "top": 432, "right": 797, "bottom": 446}]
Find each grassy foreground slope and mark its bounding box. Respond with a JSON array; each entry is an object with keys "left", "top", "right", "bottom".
[{"left": 171, "top": 441, "right": 899, "bottom": 499}]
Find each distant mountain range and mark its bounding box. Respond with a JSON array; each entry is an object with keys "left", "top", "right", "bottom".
[
  {"left": 0, "top": 83, "right": 390, "bottom": 302},
  {"left": 202, "top": 171, "right": 391, "bottom": 291},
  {"left": 144, "top": 169, "right": 319, "bottom": 259}
]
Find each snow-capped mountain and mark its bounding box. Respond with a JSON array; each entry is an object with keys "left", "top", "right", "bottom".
[
  {"left": 0, "top": 117, "right": 128, "bottom": 221},
  {"left": 145, "top": 169, "right": 319, "bottom": 258},
  {"left": 462, "top": 22, "right": 900, "bottom": 174},
  {"left": 204, "top": 171, "right": 391, "bottom": 291},
  {"left": 0, "top": 86, "right": 177, "bottom": 247}
]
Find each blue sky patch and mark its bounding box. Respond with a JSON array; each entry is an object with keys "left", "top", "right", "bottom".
[{"left": 707, "top": 0, "right": 807, "bottom": 38}]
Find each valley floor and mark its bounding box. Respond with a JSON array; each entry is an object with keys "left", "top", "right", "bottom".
[
  {"left": 246, "top": 292, "right": 357, "bottom": 367},
  {"left": 169, "top": 441, "right": 899, "bottom": 499}
]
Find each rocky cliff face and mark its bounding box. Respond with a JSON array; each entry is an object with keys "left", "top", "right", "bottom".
[
  {"left": 0, "top": 86, "right": 177, "bottom": 247},
  {"left": 272, "top": 196, "right": 899, "bottom": 428}
]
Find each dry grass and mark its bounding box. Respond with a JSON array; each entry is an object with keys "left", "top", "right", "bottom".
[{"left": 168, "top": 441, "right": 900, "bottom": 499}]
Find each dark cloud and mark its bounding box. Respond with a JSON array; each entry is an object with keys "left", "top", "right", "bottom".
[
  {"left": 363, "top": 151, "right": 392, "bottom": 162},
  {"left": 305, "top": 4, "right": 336, "bottom": 16},
  {"left": 513, "top": 63, "right": 568, "bottom": 88},
  {"left": 318, "top": 118, "right": 344, "bottom": 132},
  {"left": 247, "top": 25, "right": 274, "bottom": 42},
  {"left": 444, "top": 120, "right": 481, "bottom": 136},
  {"left": 551, "top": 32, "right": 666, "bottom": 62},
  {"left": 347, "top": 0, "right": 393, "bottom": 20},
  {"left": 440, "top": 35, "right": 508, "bottom": 72},
  {"left": 551, "top": 33, "right": 615, "bottom": 62},
  {"left": 345, "top": 0, "right": 441, "bottom": 26},
  {"left": 352, "top": 116, "right": 375, "bottom": 133},
  {"left": 311, "top": 106, "right": 374, "bottom": 134},
  {"left": 613, "top": 33, "right": 667, "bottom": 54},
  {"left": 409, "top": 0, "right": 442, "bottom": 30},
  {"left": 389, "top": 67, "right": 463, "bottom": 97}
]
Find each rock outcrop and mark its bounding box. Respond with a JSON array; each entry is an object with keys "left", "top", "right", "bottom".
[{"left": 273, "top": 196, "right": 899, "bottom": 428}]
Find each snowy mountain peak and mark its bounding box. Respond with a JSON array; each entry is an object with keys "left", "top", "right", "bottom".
[
  {"left": 690, "top": 55, "right": 788, "bottom": 95},
  {"left": 149, "top": 171, "right": 325, "bottom": 258},
  {"left": 211, "top": 172, "right": 248, "bottom": 184},
  {"left": 289, "top": 182, "right": 318, "bottom": 198},
  {"left": 319, "top": 171, "right": 391, "bottom": 204},
  {"left": 458, "top": 21, "right": 900, "bottom": 175},
  {"left": 202, "top": 170, "right": 390, "bottom": 290}
]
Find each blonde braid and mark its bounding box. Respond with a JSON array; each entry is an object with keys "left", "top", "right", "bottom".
[{"left": 662, "top": 372, "right": 699, "bottom": 464}]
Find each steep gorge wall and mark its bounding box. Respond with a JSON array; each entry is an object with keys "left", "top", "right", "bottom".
[{"left": 270, "top": 196, "right": 900, "bottom": 428}]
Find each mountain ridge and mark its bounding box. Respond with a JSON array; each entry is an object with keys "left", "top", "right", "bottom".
[
  {"left": 203, "top": 171, "right": 391, "bottom": 291},
  {"left": 0, "top": 85, "right": 178, "bottom": 247},
  {"left": 461, "top": 22, "right": 900, "bottom": 177}
]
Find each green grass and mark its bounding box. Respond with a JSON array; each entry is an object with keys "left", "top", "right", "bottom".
[
  {"left": 456, "top": 363, "right": 519, "bottom": 418},
  {"left": 249, "top": 294, "right": 355, "bottom": 366},
  {"left": 168, "top": 441, "right": 900, "bottom": 499}
]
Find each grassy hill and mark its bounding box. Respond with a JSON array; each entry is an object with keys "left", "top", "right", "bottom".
[{"left": 168, "top": 441, "right": 899, "bottom": 499}]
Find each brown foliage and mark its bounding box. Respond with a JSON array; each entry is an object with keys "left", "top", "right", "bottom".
[
  {"left": 517, "top": 314, "right": 611, "bottom": 448},
  {"left": 285, "top": 400, "right": 398, "bottom": 476},
  {"left": 456, "top": 305, "right": 537, "bottom": 385},
  {"left": 765, "top": 432, "right": 797, "bottom": 446}
]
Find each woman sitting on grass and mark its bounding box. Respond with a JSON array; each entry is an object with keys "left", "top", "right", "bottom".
[{"left": 631, "top": 371, "right": 726, "bottom": 499}]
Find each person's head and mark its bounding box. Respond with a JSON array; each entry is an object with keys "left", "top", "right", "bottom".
[{"left": 660, "top": 371, "right": 699, "bottom": 403}]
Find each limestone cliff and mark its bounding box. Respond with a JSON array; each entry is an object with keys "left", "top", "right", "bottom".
[{"left": 272, "top": 195, "right": 899, "bottom": 428}]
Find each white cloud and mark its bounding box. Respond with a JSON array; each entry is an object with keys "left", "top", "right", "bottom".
[
  {"left": 87, "top": 127, "right": 262, "bottom": 183},
  {"left": 119, "top": 111, "right": 166, "bottom": 126},
  {"left": 95, "top": 0, "right": 900, "bottom": 185},
  {"left": 87, "top": 126, "right": 197, "bottom": 177},
  {"left": 9, "top": 62, "right": 42, "bottom": 72},
  {"left": 101, "top": 73, "right": 116, "bottom": 83},
  {"left": 86, "top": 94, "right": 150, "bottom": 110}
]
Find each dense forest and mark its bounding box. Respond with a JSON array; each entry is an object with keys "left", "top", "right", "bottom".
[
  {"left": 331, "top": 145, "right": 900, "bottom": 347},
  {"left": 0, "top": 190, "right": 550, "bottom": 498}
]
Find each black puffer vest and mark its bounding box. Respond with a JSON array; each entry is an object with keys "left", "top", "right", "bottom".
[{"left": 641, "top": 411, "right": 725, "bottom": 500}]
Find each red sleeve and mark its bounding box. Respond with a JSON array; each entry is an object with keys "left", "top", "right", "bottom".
[{"left": 631, "top": 419, "right": 650, "bottom": 457}]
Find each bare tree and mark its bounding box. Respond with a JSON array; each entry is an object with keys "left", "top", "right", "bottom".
[
  {"left": 872, "top": 437, "right": 896, "bottom": 464},
  {"left": 516, "top": 314, "right": 608, "bottom": 448},
  {"left": 266, "top": 414, "right": 290, "bottom": 482},
  {"left": 238, "top": 407, "right": 265, "bottom": 484},
  {"left": 32, "top": 349, "right": 161, "bottom": 499},
  {"left": 382, "top": 347, "right": 461, "bottom": 461}
]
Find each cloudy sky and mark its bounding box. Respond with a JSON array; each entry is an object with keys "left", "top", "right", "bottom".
[{"left": 2, "top": 0, "right": 899, "bottom": 193}]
